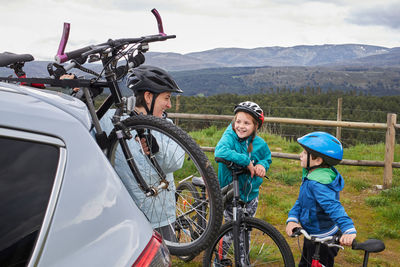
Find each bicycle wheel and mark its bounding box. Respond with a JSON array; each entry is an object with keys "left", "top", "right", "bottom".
[
  {"left": 176, "top": 181, "right": 201, "bottom": 241},
  {"left": 203, "top": 217, "right": 295, "bottom": 266},
  {"left": 107, "top": 114, "right": 223, "bottom": 256}
]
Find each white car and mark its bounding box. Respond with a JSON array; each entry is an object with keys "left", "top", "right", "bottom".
[{"left": 0, "top": 82, "right": 170, "bottom": 267}]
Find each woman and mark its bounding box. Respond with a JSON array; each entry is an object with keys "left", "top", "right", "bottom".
[{"left": 100, "top": 65, "right": 184, "bottom": 241}]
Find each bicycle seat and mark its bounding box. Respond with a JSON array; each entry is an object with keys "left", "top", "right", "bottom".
[
  {"left": 0, "top": 52, "right": 34, "bottom": 67},
  {"left": 352, "top": 239, "right": 385, "bottom": 253},
  {"left": 192, "top": 176, "right": 205, "bottom": 188}
]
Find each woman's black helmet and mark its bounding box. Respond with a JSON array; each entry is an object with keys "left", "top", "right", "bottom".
[{"left": 126, "top": 65, "right": 183, "bottom": 94}]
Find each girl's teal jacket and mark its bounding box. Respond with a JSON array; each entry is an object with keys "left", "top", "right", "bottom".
[{"left": 215, "top": 123, "right": 272, "bottom": 202}]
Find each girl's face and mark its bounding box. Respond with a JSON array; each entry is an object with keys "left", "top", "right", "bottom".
[{"left": 234, "top": 112, "right": 256, "bottom": 139}]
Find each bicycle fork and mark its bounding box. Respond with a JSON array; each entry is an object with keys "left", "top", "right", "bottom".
[{"left": 114, "top": 121, "right": 167, "bottom": 196}]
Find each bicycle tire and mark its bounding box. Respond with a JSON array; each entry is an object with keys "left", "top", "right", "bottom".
[
  {"left": 107, "top": 114, "right": 223, "bottom": 256},
  {"left": 203, "top": 217, "right": 295, "bottom": 266}
]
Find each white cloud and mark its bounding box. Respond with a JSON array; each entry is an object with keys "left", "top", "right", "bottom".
[{"left": 0, "top": 0, "right": 399, "bottom": 61}]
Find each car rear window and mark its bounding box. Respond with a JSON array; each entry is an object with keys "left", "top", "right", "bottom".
[{"left": 0, "top": 136, "right": 59, "bottom": 266}]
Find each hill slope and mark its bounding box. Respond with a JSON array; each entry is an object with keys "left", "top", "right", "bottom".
[
  {"left": 1, "top": 44, "right": 399, "bottom": 96},
  {"left": 145, "top": 44, "right": 397, "bottom": 71}
]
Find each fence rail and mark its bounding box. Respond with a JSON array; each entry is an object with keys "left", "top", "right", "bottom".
[
  {"left": 169, "top": 112, "right": 398, "bottom": 188},
  {"left": 200, "top": 147, "right": 400, "bottom": 168}
]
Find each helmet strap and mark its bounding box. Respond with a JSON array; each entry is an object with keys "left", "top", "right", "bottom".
[
  {"left": 306, "top": 152, "right": 311, "bottom": 171},
  {"left": 146, "top": 92, "right": 159, "bottom": 115}
]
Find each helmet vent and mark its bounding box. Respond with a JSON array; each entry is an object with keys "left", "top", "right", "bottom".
[
  {"left": 148, "top": 76, "right": 166, "bottom": 86},
  {"left": 331, "top": 139, "right": 340, "bottom": 144},
  {"left": 152, "top": 69, "right": 164, "bottom": 75}
]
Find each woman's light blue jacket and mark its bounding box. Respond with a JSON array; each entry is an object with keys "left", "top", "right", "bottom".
[{"left": 100, "top": 110, "right": 184, "bottom": 228}]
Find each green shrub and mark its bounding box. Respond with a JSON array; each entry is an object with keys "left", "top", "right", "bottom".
[
  {"left": 346, "top": 178, "right": 371, "bottom": 191},
  {"left": 381, "top": 186, "right": 400, "bottom": 202},
  {"left": 273, "top": 171, "right": 300, "bottom": 186},
  {"left": 365, "top": 196, "right": 389, "bottom": 207},
  {"left": 288, "top": 142, "right": 301, "bottom": 153}
]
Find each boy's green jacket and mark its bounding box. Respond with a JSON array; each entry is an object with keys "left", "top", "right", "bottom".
[{"left": 215, "top": 123, "right": 272, "bottom": 202}]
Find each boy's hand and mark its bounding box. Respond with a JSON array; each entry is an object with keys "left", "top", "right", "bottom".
[
  {"left": 286, "top": 221, "right": 301, "bottom": 236},
  {"left": 247, "top": 162, "right": 255, "bottom": 178},
  {"left": 340, "top": 233, "right": 356, "bottom": 246},
  {"left": 254, "top": 164, "right": 266, "bottom": 177}
]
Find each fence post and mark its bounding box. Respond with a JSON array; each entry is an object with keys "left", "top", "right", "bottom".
[
  {"left": 336, "top": 98, "right": 342, "bottom": 140},
  {"left": 383, "top": 113, "right": 397, "bottom": 189},
  {"left": 175, "top": 95, "right": 180, "bottom": 126}
]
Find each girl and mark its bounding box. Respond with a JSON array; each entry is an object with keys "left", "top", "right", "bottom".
[{"left": 214, "top": 101, "right": 272, "bottom": 264}]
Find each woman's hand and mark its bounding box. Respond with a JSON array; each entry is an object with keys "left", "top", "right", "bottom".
[{"left": 136, "top": 137, "right": 150, "bottom": 155}]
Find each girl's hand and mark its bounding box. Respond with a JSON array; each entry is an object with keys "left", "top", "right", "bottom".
[
  {"left": 247, "top": 162, "right": 255, "bottom": 178},
  {"left": 254, "top": 164, "right": 266, "bottom": 177},
  {"left": 286, "top": 221, "right": 301, "bottom": 236},
  {"left": 340, "top": 233, "right": 356, "bottom": 246}
]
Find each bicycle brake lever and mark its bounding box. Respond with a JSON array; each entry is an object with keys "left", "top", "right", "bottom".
[
  {"left": 327, "top": 243, "right": 344, "bottom": 249},
  {"left": 47, "top": 63, "right": 66, "bottom": 79}
]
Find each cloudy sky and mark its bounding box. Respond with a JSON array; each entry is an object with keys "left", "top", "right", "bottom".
[{"left": 1, "top": 0, "right": 399, "bottom": 60}]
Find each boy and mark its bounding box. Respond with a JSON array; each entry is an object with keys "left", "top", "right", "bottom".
[{"left": 286, "top": 131, "right": 356, "bottom": 267}]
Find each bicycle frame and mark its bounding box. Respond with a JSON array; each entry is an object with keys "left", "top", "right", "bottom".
[{"left": 215, "top": 157, "right": 250, "bottom": 265}]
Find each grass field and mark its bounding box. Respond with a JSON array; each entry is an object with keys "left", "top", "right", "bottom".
[{"left": 171, "top": 127, "right": 400, "bottom": 266}]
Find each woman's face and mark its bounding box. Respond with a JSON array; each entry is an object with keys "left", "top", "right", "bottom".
[
  {"left": 234, "top": 112, "right": 256, "bottom": 139},
  {"left": 149, "top": 91, "right": 172, "bottom": 118}
]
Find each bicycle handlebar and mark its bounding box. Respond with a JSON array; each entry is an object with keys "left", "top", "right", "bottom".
[
  {"left": 151, "top": 8, "right": 166, "bottom": 36},
  {"left": 292, "top": 227, "right": 343, "bottom": 249},
  {"left": 54, "top": 9, "right": 175, "bottom": 64},
  {"left": 215, "top": 157, "right": 247, "bottom": 171},
  {"left": 55, "top": 22, "right": 70, "bottom": 63},
  {"left": 291, "top": 227, "right": 386, "bottom": 259}
]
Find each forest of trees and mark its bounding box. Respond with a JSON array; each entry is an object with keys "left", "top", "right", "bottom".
[{"left": 171, "top": 89, "right": 400, "bottom": 146}]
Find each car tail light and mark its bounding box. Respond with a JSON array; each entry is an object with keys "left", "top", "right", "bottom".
[{"left": 132, "top": 230, "right": 171, "bottom": 267}]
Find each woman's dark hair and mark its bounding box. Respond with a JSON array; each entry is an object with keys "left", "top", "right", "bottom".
[{"left": 134, "top": 90, "right": 147, "bottom": 108}]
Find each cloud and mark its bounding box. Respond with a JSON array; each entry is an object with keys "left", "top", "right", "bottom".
[{"left": 346, "top": 3, "right": 400, "bottom": 29}]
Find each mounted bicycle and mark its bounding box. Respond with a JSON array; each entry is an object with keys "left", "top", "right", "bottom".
[{"left": 0, "top": 9, "right": 223, "bottom": 256}]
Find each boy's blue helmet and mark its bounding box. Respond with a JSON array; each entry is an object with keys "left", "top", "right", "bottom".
[{"left": 297, "top": 131, "right": 343, "bottom": 166}]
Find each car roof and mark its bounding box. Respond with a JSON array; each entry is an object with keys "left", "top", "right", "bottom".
[{"left": 0, "top": 82, "right": 92, "bottom": 132}]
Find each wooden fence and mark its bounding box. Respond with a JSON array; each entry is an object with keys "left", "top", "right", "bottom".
[{"left": 168, "top": 111, "right": 399, "bottom": 189}]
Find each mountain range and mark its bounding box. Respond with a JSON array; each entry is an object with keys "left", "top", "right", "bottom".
[
  {"left": 144, "top": 44, "right": 400, "bottom": 71},
  {"left": 1, "top": 44, "right": 399, "bottom": 96}
]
